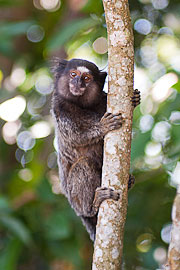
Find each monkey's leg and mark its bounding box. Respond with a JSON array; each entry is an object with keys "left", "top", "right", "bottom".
[
  {"left": 131, "top": 89, "right": 141, "bottom": 108},
  {"left": 67, "top": 157, "right": 101, "bottom": 217},
  {"left": 81, "top": 188, "right": 120, "bottom": 241},
  {"left": 84, "top": 176, "right": 134, "bottom": 241},
  {"left": 67, "top": 157, "right": 102, "bottom": 241}
]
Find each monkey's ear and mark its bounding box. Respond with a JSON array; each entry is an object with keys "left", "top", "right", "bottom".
[
  {"left": 50, "top": 58, "right": 68, "bottom": 79},
  {"left": 99, "top": 72, "right": 107, "bottom": 89}
]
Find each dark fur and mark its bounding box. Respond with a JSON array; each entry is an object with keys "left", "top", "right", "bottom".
[{"left": 51, "top": 58, "right": 140, "bottom": 241}]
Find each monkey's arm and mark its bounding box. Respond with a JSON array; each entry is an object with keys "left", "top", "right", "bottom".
[{"left": 54, "top": 106, "right": 123, "bottom": 147}]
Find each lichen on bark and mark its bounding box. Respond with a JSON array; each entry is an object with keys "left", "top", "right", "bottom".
[{"left": 92, "top": 0, "right": 134, "bottom": 269}]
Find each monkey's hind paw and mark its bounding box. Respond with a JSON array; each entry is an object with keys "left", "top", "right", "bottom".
[
  {"left": 92, "top": 187, "right": 120, "bottom": 214},
  {"left": 131, "top": 89, "right": 141, "bottom": 108}
]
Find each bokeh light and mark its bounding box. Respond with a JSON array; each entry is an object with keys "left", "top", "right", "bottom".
[
  {"left": 139, "top": 114, "right": 154, "bottom": 133},
  {"left": 15, "top": 148, "right": 34, "bottom": 166},
  {"left": 48, "top": 170, "right": 61, "bottom": 194},
  {"left": 134, "top": 19, "right": 152, "bottom": 35},
  {"left": 152, "top": 121, "right": 171, "bottom": 143},
  {"left": 40, "top": 0, "right": 61, "bottom": 11},
  {"left": 140, "top": 46, "right": 157, "bottom": 67},
  {"left": 153, "top": 247, "right": 167, "bottom": 264},
  {"left": 35, "top": 75, "right": 53, "bottom": 95},
  {"left": 134, "top": 67, "right": 152, "bottom": 96},
  {"left": 27, "top": 95, "right": 46, "bottom": 115},
  {"left": 2, "top": 121, "right": 21, "bottom": 145},
  {"left": 145, "top": 155, "right": 162, "bottom": 169},
  {"left": 157, "top": 36, "right": 178, "bottom": 61},
  {"left": 0, "top": 96, "right": 26, "bottom": 122},
  {"left": 158, "top": 27, "right": 173, "bottom": 35},
  {"left": 161, "top": 223, "right": 172, "bottom": 244},
  {"left": 30, "top": 121, "right": 51, "bottom": 138},
  {"left": 27, "top": 25, "right": 45, "bottom": 43},
  {"left": 169, "top": 111, "right": 180, "bottom": 125},
  {"left": 53, "top": 136, "right": 58, "bottom": 152},
  {"left": 33, "top": 0, "right": 44, "bottom": 10},
  {"left": 152, "top": 0, "right": 169, "bottom": 10},
  {"left": 151, "top": 73, "right": 178, "bottom": 102},
  {"left": 164, "top": 13, "right": 180, "bottom": 31},
  {"left": 17, "top": 131, "right": 35, "bottom": 151},
  {"left": 149, "top": 63, "right": 166, "bottom": 82},
  {"left": 93, "top": 37, "right": 108, "bottom": 54},
  {"left": 47, "top": 152, "right": 57, "bottom": 169},
  {"left": 10, "top": 66, "right": 26, "bottom": 88},
  {"left": 171, "top": 162, "right": 180, "bottom": 185},
  {"left": 140, "top": 97, "right": 155, "bottom": 115},
  {"left": 136, "top": 233, "right": 153, "bottom": 253},
  {"left": 145, "top": 141, "right": 162, "bottom": 157},
  {"left": 18, "top": 168, "right": 33, "bottom": 182}
]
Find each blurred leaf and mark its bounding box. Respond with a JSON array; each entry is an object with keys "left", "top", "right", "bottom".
[
  {"left": 45, "top": 212, "right": 72, "bottom": 240},
  {"left": 47, "top": 17, "right": 100, "bottom": 52},
  {"left": 36, "top": 178, "right": 56, "bottom": 202},
  {"left": 0, "top": 196, "right": 12, "bottom": 213},
  {"left": 81, "top": 0, "right": 104, "bottom": 14},
  {"left": 49, "top": 240, "right": 82, "bottom": 266},
  {"left": 0, "top": 21, "right": 33, "bottom": 38},
  {"left": 172, "top": 81, "right": 180, "bottom": 93},
  {"left": 0, "top": 214, "right": 32, "bottom": 246},
  {"left": 0, "top": 0, "right": 21, "bottom": 6},
  {"left": 0, "top": 238, "right": 22, "bottom": 270},
  {"left": 131, "top": 131, "right": 151, "bottom": 162},
  {"left": 0, "top": 42, "right": 16, "bottom": 57}
]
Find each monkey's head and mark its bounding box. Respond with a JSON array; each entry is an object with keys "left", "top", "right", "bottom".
[{"left": 52, "top": 58, "right": 107, "bottom": 108}]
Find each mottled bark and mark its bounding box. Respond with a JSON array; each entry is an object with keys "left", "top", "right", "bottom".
[
  {"left": 165, "top": 185, "right": 180, "bottom": 270},
  {"left": 92, "top": 0, "right": 134, "bottom": 269}
]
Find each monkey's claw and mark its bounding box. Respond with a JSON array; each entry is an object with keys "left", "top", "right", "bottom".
[
  {"left": 131, "top": 89, "right": 141, "bottom": 108},
  {"left": 128, "top": 174, "right": 135, "bottom": 190}
]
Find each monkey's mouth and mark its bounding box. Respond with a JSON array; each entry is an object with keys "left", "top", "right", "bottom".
[{"left": 70, "top": 86, "right": 85, "bottom": 96}]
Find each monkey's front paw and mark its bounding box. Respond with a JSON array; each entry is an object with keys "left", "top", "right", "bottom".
[
  {"left": 100, "top": 112, "right": 124, "bottom": 134},
  {"left": 131, "top": 89, "right": 141, "bottom": 108}
]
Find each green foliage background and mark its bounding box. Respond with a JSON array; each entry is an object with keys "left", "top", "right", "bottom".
[{"left": 0, "top": 0, "right": 180, "bottom": 269}]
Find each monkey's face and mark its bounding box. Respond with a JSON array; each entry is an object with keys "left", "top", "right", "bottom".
[
  {"left": 69, "top": 67, "right": 93, "bottom": 96},
  {"left": 54, "top": 59, "right": 107, "bottom": 108}
]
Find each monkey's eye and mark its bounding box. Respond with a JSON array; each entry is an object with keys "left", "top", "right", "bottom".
[
  {"left": 83, "top": 74, "right": 92, "bottom": 83},
  {"left": 70, "top": 70, "right": 79, "bottom": 78}
]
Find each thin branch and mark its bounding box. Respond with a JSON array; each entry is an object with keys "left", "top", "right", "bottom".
[{"left": 165, "top": 185, "right": 180, "bottom": 270}]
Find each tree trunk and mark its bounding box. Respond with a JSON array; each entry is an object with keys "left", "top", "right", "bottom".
[
  {"left": 92, "top": 0, "right": 134, "bottom": 269},
  {"left": 165, "top": 185, "right": 180, "bottom": 270}
]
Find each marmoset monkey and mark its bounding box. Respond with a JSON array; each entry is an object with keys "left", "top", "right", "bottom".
[{"left": 51, "top": 58, "right": 140, "bottom": 241}]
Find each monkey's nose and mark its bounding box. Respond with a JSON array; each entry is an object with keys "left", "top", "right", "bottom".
[{"left": 74, "top": 76, "right": 81, "bottom": 83}]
